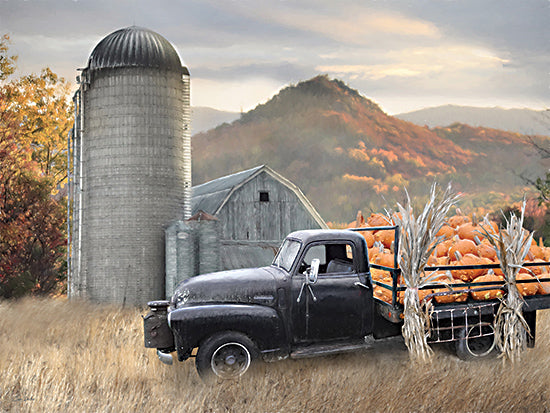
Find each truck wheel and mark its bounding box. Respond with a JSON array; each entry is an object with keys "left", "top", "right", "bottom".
[
  {"left": 455, "top": 324, "right": 497, "bottom": 360},
  {"left": 196, "top": 331, "right": 259, "bottom": 380}
]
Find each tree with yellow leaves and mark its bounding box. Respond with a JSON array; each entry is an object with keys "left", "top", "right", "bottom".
[{"left": 0, "top": 34, "right": 72, "bottom": 297}]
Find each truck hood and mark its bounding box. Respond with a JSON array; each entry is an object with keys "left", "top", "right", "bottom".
[{"left": 172, "top": 266, "right": 281, "bottom": 308}]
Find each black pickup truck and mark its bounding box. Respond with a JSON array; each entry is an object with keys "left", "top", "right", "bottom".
[{"left": 144, "top": 228, "right": 550, "bottom": 379}]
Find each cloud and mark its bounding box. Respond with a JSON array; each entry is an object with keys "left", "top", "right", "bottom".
[
  {"left": 192, "top": 77, "right": 285, "bottom": 112},
  {"left": 317, "top": 44, "right": 510, "bottom": 81},
  {"left": 237, "top": 5, "right": 441, "bottom": 46}
]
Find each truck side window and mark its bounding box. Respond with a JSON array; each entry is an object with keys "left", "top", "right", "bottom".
[{"left": 300, "top": 243, "right": 355, "bottom": 275}]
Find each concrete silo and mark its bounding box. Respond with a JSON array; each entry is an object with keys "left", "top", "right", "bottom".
[{"left": 68, "top": 26, "right": 191, "bottom": 305}]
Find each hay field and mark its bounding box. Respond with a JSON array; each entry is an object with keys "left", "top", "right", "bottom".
[{"left": 1, "top": 298, "right": 549, "bottom": 412}]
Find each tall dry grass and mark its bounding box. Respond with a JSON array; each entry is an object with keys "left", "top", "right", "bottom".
[{"left": 1, "top": 297, "right": 549, "bottom": 412}]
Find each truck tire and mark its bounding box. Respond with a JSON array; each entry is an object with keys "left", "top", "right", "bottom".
[
  {"left": 196, "top": 331, "right": 259, "bottom": 380},
  {"left": 455, "top": 324, "right": 497, "bottom": 360}
]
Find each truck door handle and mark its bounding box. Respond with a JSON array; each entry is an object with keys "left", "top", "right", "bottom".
[{"left": 354, "top": 282, "right": 370, "bottom": 289}]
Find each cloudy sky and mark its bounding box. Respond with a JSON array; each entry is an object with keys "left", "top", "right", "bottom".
[{"left": 1, "top": 0, "right": 548, "bottom": 114}]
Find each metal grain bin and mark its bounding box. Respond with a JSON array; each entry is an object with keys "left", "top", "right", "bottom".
[{"left": 69, "top": 26, "right": 191, "bottom": 305}]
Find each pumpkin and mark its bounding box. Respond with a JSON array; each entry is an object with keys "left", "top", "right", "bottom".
[
  {"left": 448, "top": 239, "right": 477, "bottom": 261},
  {"left": 362, "top": 230, "right": 375, "bottom": 248},
  {"left": 537, "top": 273, "right": 550, "bottom": 295},
  {"left": 374, "top": 251, "right": 396, "bottom": 268},
  {"left": 371, "top": 268, "right": 391, "bottom": 282},
  {"left": 433, "top": 279, "right": 469, "bottom": 304},
  {"left": 436, "top": 224, "right": 455, "bottom": 240},
  {"left": 516, "top": 273, "right": 539, "bottom": 296},
  {"left": 457, "top": 222, "right": 480, "bottom": 241},
  {"left": 479, "top": 220, "right": 498, "bottom": 235},
  {"left": 447, "top": 214, "right": 470, "bottom": 228},
  {"left": 452, "top": 254, "right": 490, "bottom": 282},
  {"left": 374, "top": 229, "right": 394, "bottom": 249},
  {"left": 434, "top": 239, "right": 453, "bottom": 258},
  {"left": 520, "top": 259, "right": 547, "bottom": 276},
  {"left": 398, "top": 287, "right": 433, "bottom": 304},
  {"left": 470, "top": 274, "right": 504, "bottom": 300},
  {"left": 477, "top": 242, "right": 498, "bottom": 261},
  {"left": 373, "top": 286, "right": 392, "bottom": 303},
  {"left": 367, "top": 213, "right": 392, "bottom": 227},
  {"left": 435, "top": 256, "right": 449, "bottom": 266},
  {"left": 529, "top": 244, "right": 545, "bottom": 260}
]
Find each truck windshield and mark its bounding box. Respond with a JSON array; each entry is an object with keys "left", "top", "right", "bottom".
[{"left": 272, "top": 239, "right": 301, "bottom": 272}]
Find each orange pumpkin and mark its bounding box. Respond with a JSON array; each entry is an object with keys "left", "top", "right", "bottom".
[
  {"left": 477, "top": 242, "right": 498, "bottom": 262},
  {"left": 367, "top": 213, "right": 392, "bottom": 227},
  {"left": 520, "top": 259, "right": 547, "bottom": 276},
  {"left": 374, "top": 286, "right": 392, "bottom": 303},
  {"left": 516, "top": 273, "right": 539, "bottom": 296},
  {"left": 397, "top": 288, "right": 433, "bottom": 304},
  {"left": 374, "top": 251, "right": 396, "bottom": 268},
  {"left": 457, "top": 222, "right": 480, "bottom": 241},
  {"left": 361, "top": 230, "right": 375, "bottom": 248},
  {"left": 448, "top": 239, "right": 477, "bottom": 261},
  {"left": 374, "top": 229, "right": 395, "bottom": 249},
  {"left": 447, "top": 214, "right": 470, "bottom": 228},
  {"left": 371, "top": 268, "right": 391, "bottom": 282},
  {"left": 452, "top": 254, "right": 490, "bottom": 282},
  {"left": 470, "top": 274, "right": 504, "bottom": 300},
  {"left": 529, "top": 244, "right": 545, "bottom": 260},
  {"left": 434, "top": 239, "right": 454, "bottom": 258},
  {"left": 437, "top": 224, "right": 456, "bottom": 240},
  {"left": 479, "top": 221, "right": 498, "bottom": 235},
  {"left": 537, "top": 273, "right": 550, "bottom": 295},
  {"left": 433, "top": 279, "right": 469, "bottom": 304}
]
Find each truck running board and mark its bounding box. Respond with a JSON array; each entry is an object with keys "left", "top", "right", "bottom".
[{"left": 290, "top": 337, "right": 376, "bottom": 359}]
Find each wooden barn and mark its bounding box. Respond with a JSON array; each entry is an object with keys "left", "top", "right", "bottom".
[{"left": 191, "top": 165, "right": 327, "bottom": 269}]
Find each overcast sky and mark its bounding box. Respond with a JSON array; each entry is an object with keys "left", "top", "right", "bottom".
[{"left": 1, "top": 0, "right": 548, "bottom": 114}]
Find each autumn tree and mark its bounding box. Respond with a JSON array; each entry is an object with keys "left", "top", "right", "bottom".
[{"left": 0, "top": 34, "right": 71, "bottom": 297}]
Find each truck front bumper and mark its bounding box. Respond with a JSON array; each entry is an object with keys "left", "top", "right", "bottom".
[{"left": 157, "top": 349, "right": 174, "bottom": 365}]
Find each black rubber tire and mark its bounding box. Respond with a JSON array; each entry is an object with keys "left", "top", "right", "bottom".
[
  {"left": 455, "top": 324, "right": 497, "bottom": 360},
  {"left": 195, "top": 331, "right": 259, "bottom": 380}
]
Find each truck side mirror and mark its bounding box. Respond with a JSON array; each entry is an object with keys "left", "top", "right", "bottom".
[{"left": 308, "top": 258, "right": 320, "bottom": 284}]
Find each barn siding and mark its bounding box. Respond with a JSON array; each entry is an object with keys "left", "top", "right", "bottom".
[{"left": 217, "top": 171, "right": 321, "bottom": 241}]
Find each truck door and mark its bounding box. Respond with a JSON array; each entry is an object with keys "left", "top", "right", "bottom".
[{"left": 290, "top": 241, "right": 372, "bottom": 342}]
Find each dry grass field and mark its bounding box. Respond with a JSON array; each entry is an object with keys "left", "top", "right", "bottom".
[{"left": 1, "top": 298, "right": 549, "bottom": 412}]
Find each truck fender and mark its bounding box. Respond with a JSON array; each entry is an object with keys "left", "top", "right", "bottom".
[{"left": 169, "top": 304, "right": 288, "bottom": 361}]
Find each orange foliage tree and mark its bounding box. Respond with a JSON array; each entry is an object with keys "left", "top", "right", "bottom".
[{"left": 0, "top": 35, "right": 71, "bottom": 297}]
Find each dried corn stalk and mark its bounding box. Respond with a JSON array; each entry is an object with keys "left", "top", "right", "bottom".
[
  {"left": 394, "top": 183, "right": 459, "bottom": 363},
  {"left": 480, "top": 199, "right": 533, "bottom": 363}
]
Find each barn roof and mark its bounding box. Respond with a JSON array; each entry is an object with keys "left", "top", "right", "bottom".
[{"left": 191, "top": 165, "right": 327, "bottom": 228}]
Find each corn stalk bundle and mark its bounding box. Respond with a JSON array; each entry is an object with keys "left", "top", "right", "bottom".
[
  {"left": 480, "top": 200, "right": 533, "bottom": 363},
  {"left": 394, "top": 183, "right": 459, "bottom": 363}
]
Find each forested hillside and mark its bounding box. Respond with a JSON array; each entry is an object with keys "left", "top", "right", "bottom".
[{"left": 193, "top": 75, "right": 549, "bottom": 222}]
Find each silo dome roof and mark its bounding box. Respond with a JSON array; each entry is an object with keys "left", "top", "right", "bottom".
[{"left": 87, "top": 26, "right": 187, "bottom": 73}]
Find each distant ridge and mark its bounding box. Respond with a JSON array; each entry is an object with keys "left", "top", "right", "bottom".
[
  {"left": 396, "top": 105, "right": 549, "bottom": 136},
  {"left": 192, "top": 106, "right": 239, "bottom": 135},
  {"left": 193, "top": 76, "right": 550, "bottom": 222}
]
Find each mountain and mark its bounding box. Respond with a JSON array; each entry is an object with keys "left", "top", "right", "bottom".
[
  {"left": 192, "top": 75, "right": 550, "bottom": 223},
  {"left": 192, "top": 106, "right": 239, "bottom": 135},
  {"left": 396, "top": 105, "right": 549, "bottom": 136}
]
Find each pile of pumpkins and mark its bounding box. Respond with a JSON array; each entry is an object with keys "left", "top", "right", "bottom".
[{"left": 349, "top": 211, "right": 550, "bottom": 305}]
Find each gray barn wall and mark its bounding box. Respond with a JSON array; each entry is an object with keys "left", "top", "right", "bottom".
[
  {"left": 79, "top": 67, "right": 189, "bottom": 305},
  {"left": 217, "top": 171, "right": 322, "bottom": 242}
]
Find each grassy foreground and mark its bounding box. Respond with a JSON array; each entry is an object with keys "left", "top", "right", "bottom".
[{"left": 0, "top": 298, "right": 549, "bottom": 412}]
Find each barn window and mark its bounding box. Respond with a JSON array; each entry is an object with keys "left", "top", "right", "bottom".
[{"left": 259, "top": 191, "right": 269, "bottom": 202}]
